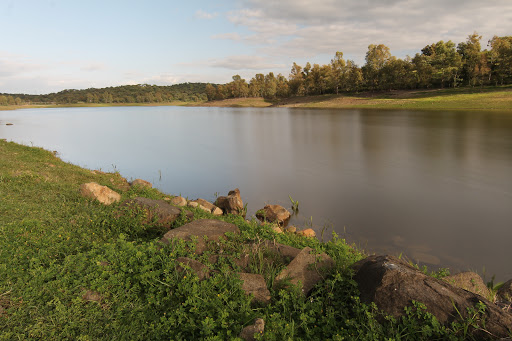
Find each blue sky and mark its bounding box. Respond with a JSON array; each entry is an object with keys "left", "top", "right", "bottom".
[{"left": 1, "top": 0, "right": 511, "bottom": 94}]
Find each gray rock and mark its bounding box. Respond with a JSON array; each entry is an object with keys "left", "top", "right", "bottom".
[
  {"left": 274, "top": 247, "right": 334, "bottom": 295},
  {"left": 238, "top": 273, "right": 271, "bottom": 304},
  {"left": 239, "top": 318, "right": 265, "bottom": 341},
  {"left": 130, "top": 179, "right": 152, "bottom": 189},
  {"left": 498, "top": 279, "right": 512, "bottom": 302},
  {"left": 160, "top": 219, "right": 240, "bottom": 254},
  {"left": 352, "top": 255, "right": 512, "bottom": 339},
  {"left": 122, "top": 197, "right": 193, "bottom": 228},
  {"left": 256, "top": 204, "right": 291, "bottom": 226},
  {"left": 193, "top": 198, "right": 216, "bottom": 211},
  {"left": 214, "top": 188, "right": 244, "bottom": 216},
  {"left": 443, "top": 272, "right": 491, "bottom": 299},
  {"left": 176, "top": 257, "right": 210, "bottom": 281}
]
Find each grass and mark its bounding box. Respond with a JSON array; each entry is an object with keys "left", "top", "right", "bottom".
[{"left": 0, "top": 140, "right": 501, "bottom": 340}]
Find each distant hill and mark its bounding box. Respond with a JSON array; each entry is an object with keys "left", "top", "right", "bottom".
[{"left": 1, "top": 83, "right": 212, "bottom": 105}]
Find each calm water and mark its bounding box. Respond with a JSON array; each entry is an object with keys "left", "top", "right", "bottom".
[{"left": 2, "top": 106, "right": 512, "bottom": 281}]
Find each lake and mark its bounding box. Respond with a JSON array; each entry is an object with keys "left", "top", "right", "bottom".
[{"left": 1, "top": 106, "right": 512, "bottom": 281}]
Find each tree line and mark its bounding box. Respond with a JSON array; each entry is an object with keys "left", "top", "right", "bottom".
[
  {"left": 1, "top": 83, "right": 209, "bottom": 106},
  {"left": 206, "top": 33, "right": 512, "bottom": 101}
]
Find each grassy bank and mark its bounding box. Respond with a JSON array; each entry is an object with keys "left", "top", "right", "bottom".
[
  {"left": 201, "top": 86, "right": 512, "bottom": 111},
  {"left": 2, "top": 86, "right": 511, "bottom": 112},
  {"left": 0, "top": 140, "right": 497, "bottom": 340}
]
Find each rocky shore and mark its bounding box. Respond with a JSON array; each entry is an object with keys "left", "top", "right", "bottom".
[{"left": 80, "top": 178, "right": 512, "bottom": 340}]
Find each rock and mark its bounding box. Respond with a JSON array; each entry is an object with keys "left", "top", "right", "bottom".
[
  {"left": 121, "top": 197, "right": 193, "bottom": 227},
  {"left": 214, "top": 188, "right": 244, "bottom": 215},
  {"left": 274, "top": 247, "right": 334, "bottom": 295},
  {"left": 130, "top": 179, "right": 152, "bottom": 188},
  {"left": 297, "top": 228, "right": 316, "bottom": 238},
  {"left": 80, "top": 182, "right": 121, "bottom": 205},
  {"left": 239, "top": 318, "right": 265, "bottom": 341},
  {"left": 352, "top": 255, "right": 512, "bottom": 338},
  {"left": 272, "top": 225, "right": 283, "bottom": 234},
  {"left": 160, "top": 219, "right": 240, "bottom": 254},
  {"left": 170, "top": 196, "right": 187, "bottom": 206},
  {"left": 187, "top": 201, "right": 199, "bottom": 208},
  {"left": 498, "top": 279, "right": 512, "bottom": 302},
  {"left": 176, "top": 257, "right": 210, "bottom": 281},
  {"left": 212, "top": 207, "right": 223, "bottom": 216},
  {"left": 285, "top": 226, "right": 297, "bottom": 233},
  {"left": 238, "top": 273, "right": 271, "bottom": 304},
  {"left": 444, "top": 272, "right": 491, "bottom": 299},
  {"left": 261, "top": 241, "right": 301, "bottom": 264},
  {"left": 193, "top": 198, "right": 216, "bottom": 211},
  {"left": 256, "top": 205, "right": 291, "bottom": 226},
  {"left": 82, "top": 289, "right": 103, "bottom": 303}
]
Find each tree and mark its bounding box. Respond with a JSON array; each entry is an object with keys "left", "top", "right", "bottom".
[
  {"left": 276, "top": 74, "right": 290, "bottom": 98},
  {"left": 229, "top": 75, "right": 249, "bottom": 98},
  {"left": 421, "top": 40, "right": 462, "bottom": 88},
  {"left": 263, "top": 72, "right": 277, "bottom": 99},
  {"left": 205, "top": 84, "right": 217, "bottom": 101},
  {"left": 249, "top": 74, "right": 265, "bottom": 97},
  {"left": 346, "top": 60, "right": 363, "bottom": 92},
  {"left": 457, "top": 32, "right": 486, "bottom": 86},
  {"left": 288, "top": 62, "right": 304, "bottom": 96},
  {"left": 488, "top": 36, "right": 512, "bottom": 85},
  {"left": 363, "top": 44, "right": 392, "bottom": 90},
  {"left": 331, "top": 51, "right": 347, "bottom": 94}
]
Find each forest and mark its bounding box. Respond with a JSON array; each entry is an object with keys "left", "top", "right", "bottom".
[
  {"left": 207, "top": 33, "right": 512, "bottom": 100},
  {"left": 0, "top": 83, "right": 208, "bottom": 106},
  {"left": 1, "top": 33, "right": 511, "bottom": 106}
]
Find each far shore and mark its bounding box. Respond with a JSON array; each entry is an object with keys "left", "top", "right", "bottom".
[{"left": 2, "top": 86, "right": 512, "bottom": 112}]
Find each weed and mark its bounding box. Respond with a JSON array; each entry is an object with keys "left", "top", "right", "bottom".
[{"left": 288, "top": 195, "right": 299, "bottom": 213}]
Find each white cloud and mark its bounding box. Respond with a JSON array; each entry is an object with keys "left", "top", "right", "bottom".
[
  {"left": 210, "top": 55, "right": 286, "bottom": 70},
  {"left": 221, "top": 0, "right": 512, "bottom": 63},
  {"left": 195, "top": 10, "right": 218, "bottom": 19},
  {"left": 80, "top": 62, "right": 105, "bottom": 72}
]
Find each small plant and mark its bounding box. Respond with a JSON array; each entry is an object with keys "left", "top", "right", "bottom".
[{"left": 289, "top": 195, "right": 299, "bottom": 213}]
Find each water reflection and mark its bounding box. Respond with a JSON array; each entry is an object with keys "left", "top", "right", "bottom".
[{"left": 1, "top": 107, "right": 511, "bottom": 281}]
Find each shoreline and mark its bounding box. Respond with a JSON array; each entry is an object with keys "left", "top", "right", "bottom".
[
  {"left": 2, "top": 86, "right": 512, "bottom": 112},
  {"left": 2, "top": 139, "right": 512, "bottom": 338}
]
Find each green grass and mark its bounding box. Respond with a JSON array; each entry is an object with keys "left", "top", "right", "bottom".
[
  {"left": 285, "top": 86, "right": 512, "bottom": 111},
  {"left": 0, "top": 140, "right": 498, "bottom": 340}
]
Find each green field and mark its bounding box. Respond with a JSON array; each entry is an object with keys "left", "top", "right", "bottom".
[{"left": 0, "top": 140, "right": 501, "bottom": 340}]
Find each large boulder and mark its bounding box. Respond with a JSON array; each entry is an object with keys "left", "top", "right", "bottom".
[
  {"left": 159, "top": 219, "right": 240, "bottom": 254},
  {"left": 214, "top": 188, "right": 244, "bottom": 216},
  {"left": 238, "top": 273, "right": 271, "bottom": 304},
  {"left": 256, "top": 205, "right": 291, "bottom": 226},
  {"left": 352, "top": 255, "right": 512, "bottom": 338},
  {"left": 498, "top": 279, "right": 512, "bottom": 302},
  {"left": 443, "top": 272, "right": 491, "bottom": 299},
  {"left": 122, "top": 197, "right": 192, "bottom": 227},
  {"left": 274, "top": 247, "right": 334, "bottom": 295},
  {"left": 80, "top": 182, "right": 121, "bottom": 205}
]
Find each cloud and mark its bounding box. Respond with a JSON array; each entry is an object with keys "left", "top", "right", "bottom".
[
  {"left": 80, "top": 62, "right": 105, "bottom": 72},
  {"left": 195, "top": 10, "right": 218, "bottom": 19},
  {"left": 210, "top": 55, "right": 286, "bottom": 70},
  {"left": 222, "top": 0, "right": 512, "bottom": 62}
]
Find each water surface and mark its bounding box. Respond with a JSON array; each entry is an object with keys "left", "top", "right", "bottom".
[{"left": 1, "top": 106, "right": 511, "bottom": 280}]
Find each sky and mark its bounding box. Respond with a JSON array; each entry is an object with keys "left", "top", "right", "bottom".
[{"left": 1, "top": 0, "right": 512, "bottom": 94}]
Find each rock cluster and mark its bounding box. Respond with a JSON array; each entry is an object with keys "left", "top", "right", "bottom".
[{"left": 352, "top": 255, "right": 512, "bottom": 338}]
